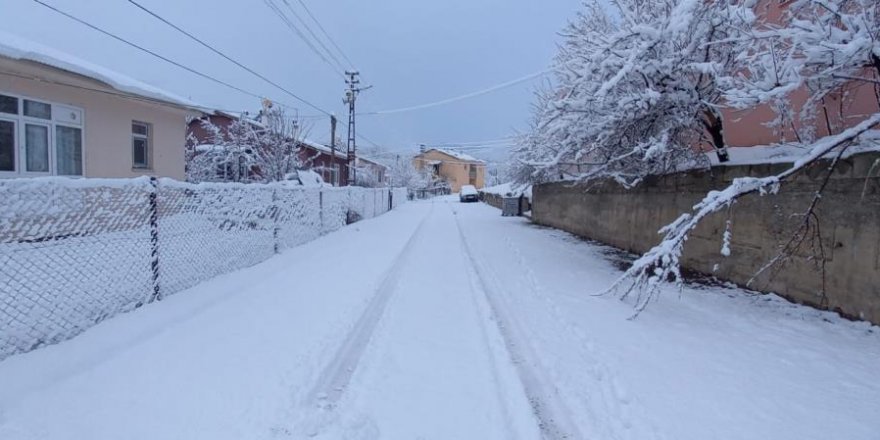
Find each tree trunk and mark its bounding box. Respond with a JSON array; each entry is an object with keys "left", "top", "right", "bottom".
[{"left": 702, "top": 107, "right": 730, "bottom": 163}]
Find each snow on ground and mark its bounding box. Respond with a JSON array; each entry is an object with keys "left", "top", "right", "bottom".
[{"left": 0, "top": 198, "right": 878, "bottom": 439}]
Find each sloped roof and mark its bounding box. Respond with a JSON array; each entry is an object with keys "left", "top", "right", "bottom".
[
  {"left": 0, "top": 31, "right": 205, "bottom": 111},
  {"left": 300, "top": 139, "right": 347, "bottom": 159},
  {"left": 423, "top": 148, "right": 485, "bottom": 164}
]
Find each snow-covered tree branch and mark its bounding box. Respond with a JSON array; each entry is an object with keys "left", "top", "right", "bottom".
[
  {"left": 187, "top": 108, "right": 308, "bottom": 184},
  {"left": 516, "top": 0, "right": 880, "bottom": 314}
]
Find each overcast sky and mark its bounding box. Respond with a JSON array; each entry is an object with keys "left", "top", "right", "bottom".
[{"left": 1, "top": 0, "right": 581, "bottom": 160}]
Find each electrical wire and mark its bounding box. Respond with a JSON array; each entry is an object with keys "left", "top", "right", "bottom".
[
  {"left": 30, "top": 0, "right": 331, "bottom": 116},
  {"left": 263, "top": 0, "right": 345, "bottom": 79},
  {"left": 125, "top": 0, "right": 332, "bottom": 116},
  {"left": 361, "top": 69, "right": 552, "bottom": 115},
  {"left": 293, "top": 0, "right": 356, "bottom": 69},
  {"left": 433, "top": 137, "right": 517, "bottom": 146},
  {"left": 277, "top": 0, "right": 347, "bottom": 73}
]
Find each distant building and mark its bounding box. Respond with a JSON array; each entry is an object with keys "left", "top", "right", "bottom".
[
  {"left": 187, "top": 112, "right": 350, "bottom": 186},
  {"left": 357, "top": 156, "right": 389, "bottom": 187},
  {"left": 299, "top": 140, "right": 349, "bottom": 186},
  {"left": 413, "top": 148, "right": 485, "bottom": 192},
  {"left": 0, "top": 32, "right": 203, "bottom": 180}
]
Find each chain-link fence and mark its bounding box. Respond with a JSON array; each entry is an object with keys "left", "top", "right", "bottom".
[{"left": 0, "top": 177, "right": 407, "bottom": 360}]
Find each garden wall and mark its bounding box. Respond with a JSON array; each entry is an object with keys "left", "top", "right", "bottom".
[{"left": 532, "top": 152, "right": 880, "bottom": 324}]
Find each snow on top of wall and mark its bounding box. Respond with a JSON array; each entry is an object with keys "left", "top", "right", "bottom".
[
  {"left": 705, "top": 142, "right": 880, "bottom": 167},
  {"left": 0, "top": 31, "right": 205, "bottom": 111},
  {"left": 481, "top": 182, "right": 532, "bottom": 199},
  {"left": 430, "top": 148, "right": 485, "bottom": 163}
]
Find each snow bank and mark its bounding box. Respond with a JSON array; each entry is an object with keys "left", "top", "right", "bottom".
[{"left": 481, "top": 182, "right": 532, "bottom": 200}]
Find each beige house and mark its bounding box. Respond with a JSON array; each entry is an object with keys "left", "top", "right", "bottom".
[
  {"left": 413, "top": 148, "right": 485, "bottom": 192},
  {"left": 0, "top": 32, "right": 203, "bottom": 180}
]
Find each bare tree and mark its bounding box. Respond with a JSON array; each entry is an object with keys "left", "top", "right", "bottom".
[
  {"left": 253, "top": 107, "right": 307, "bottom": 183},
  {"left": 609, "top": 0, "right": 880, "bottom": 312},
  {"left": 512, "top": 0, "right": 748, "bottom": 187},
  {"left": 388, "top": 156, "right": 431, "bottom": 191},
  {"left": 515, "top": 0, "right": 880, "bottom": 314},
  {"left": 186, "top": 108, "right": 309, "bottom": 184}
]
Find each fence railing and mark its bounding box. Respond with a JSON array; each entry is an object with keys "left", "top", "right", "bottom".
[{"left": 0, "top": 177, "right": 408, "bottom": 360}]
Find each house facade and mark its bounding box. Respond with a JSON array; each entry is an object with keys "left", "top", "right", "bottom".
[
  {"left": 413, "top": 148, "right": 485, "bottom": 192},
  {"left": 299, "top": 140, "right": 349, "bottom": 186},
  {"left": 357, "top": 156, "right": 389, "bottom": 187},
  {"left": 0, "top": 33, "right": 202, "bottom": 180}
]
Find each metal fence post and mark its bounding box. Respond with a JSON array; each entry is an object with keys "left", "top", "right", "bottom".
[
  {"left": 148, "top": 176, "right": 161, "bottom": 303},
  {"left": 319, "top": 189, "right": 324, "bottom": 233},
  {"left": 272, "top": 187, "right": 280, "bottom": 254}
]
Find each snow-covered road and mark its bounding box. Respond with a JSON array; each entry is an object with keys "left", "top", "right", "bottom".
[{"left": 1, "top": 198, "right": 878, "bottom": 440}]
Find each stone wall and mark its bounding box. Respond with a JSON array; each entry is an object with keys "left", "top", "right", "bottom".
[
  {"left": 480, "top": 192, "right": 532, "bottom": 214},
  {"left": 532, "top": 152, "right": 880, "bottom": 324},
  {"left": 481, "top": 192, "right": 503, "bottom": 209}
]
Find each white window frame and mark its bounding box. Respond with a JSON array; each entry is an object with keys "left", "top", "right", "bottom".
[
  {"left": 132, "top": 121, "right": 151, "bottom": 170},
  {"left": 0, "top": 90, "right": 85, "bottom": 178}
]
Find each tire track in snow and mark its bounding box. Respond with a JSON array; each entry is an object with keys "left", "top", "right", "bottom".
[
  {"left": 304, "top": 204, "right": 432, "bottom": 407},
  {"left": 454, "top": 213, "right": 583, "bottom": 440},
  {"left": 499, "top": 233, "right": 651, "bottom": 440}
]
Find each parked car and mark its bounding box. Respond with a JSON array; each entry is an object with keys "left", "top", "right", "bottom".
[{"left": 459, "top": 185, "right": 479, "bottom": 203}]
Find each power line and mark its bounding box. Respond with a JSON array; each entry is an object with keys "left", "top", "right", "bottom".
[
  {"left": 293, "top": 0, "right": 356, "bottom": 69},
  {"left": 277, "top": 0, "right": 347, "bottom": 72},
  {"left": 356, "top": 132, "right": 382, "bottom": 148},
  {"left": 125, "top": 0, "right": 332, "bottom": 116},
  {"left": 434, "top": 137, "right": 518, "bottom": 146},
  {"left": 31, "top": 0, "right": 330, "bottom": 116},
  {"left": 263, "top": 0, "right": 345, "bottom": 79},
  {"left": 361, "top": 69, "right": 552, "bottom": 115},
  {"left": 0, "top": 69, "right": 207, "bottom": 109}
]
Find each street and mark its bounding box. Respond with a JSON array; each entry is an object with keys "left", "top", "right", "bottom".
[{"left": 0, "top": 198, "right": 877, "bottom": 440}]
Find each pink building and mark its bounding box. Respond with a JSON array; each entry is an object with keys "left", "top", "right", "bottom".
[{"left": 721, "top": 0, "right": 879, "bottom": 149}]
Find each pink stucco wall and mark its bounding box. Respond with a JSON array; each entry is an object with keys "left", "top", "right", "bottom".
[{"left": 721, "top": 0, "right": 880, "bottom": 148}]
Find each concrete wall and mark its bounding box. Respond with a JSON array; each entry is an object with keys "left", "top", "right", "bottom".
[
  {"left": 0, "top": 58, "right": 196, "bottom": 180},
  {"left": 532, "top": 152, "right": 880, "bottom": 324}
]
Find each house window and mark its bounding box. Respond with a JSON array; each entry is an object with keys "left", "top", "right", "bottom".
[
  {"left": 0, "top": 92, "right": 83, "bottom": 177},
  {"left": 56, "top": 125, "right": 83, "bottom": 175},
  {"left": 132, "top": 121, "right": 151, "bottom": 169},
  {"left": 469, "top": 164, "right": 477, "bottom": 185},
  {"left": 0, "top": 95, "right": 17, "bottom": 114},
  {"left": 24, "top": 100, "right": 51, "bottom": 119},
  {"left": 0, "top": 120, "right": 15, "bottom": 171}
]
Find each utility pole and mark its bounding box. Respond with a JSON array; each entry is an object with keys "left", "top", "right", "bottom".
[
  {"left": 343, "top": 71, "right": 370, "bottom": 186},
  {"left": 330, "top": 114, "right": 337, "bottom": 186}
]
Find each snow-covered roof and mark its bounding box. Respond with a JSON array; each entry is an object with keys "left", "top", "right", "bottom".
[
  {"left": 426, "top": 148, "right": 485, "bottom": 163},
  {"left": 213, "top": 110, "right": 266, "bottom": 128},
  {"left": 0, "top": 31, "right": 205, "bottom": 111},
  {"left": 358, "top": 156, "right": 388, "bottom": 169},
  {"left": 300, "top": 139, "right": 347, "bottom": 159}
]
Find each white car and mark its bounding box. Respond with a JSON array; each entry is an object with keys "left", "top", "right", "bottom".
[{"left": 459, "top": 185, "right": 478, "bottom": 203}]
